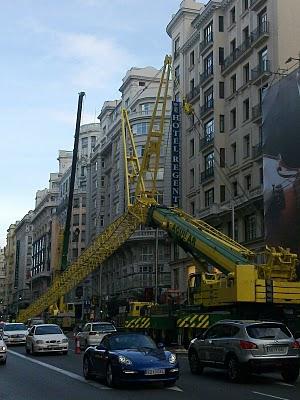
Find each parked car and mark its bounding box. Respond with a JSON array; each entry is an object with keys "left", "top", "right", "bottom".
[
  {"left": 1, "top": 323, "right": 28, "bottom": 345},
  {"left": 25, "top": 324, "right": 68, "bottom": 355},
  {"left": 76, "top": 322, "right": 116, "bottom": 350},
  {"left": 0, "top": 333, "right": 7, "bottom": 365},
  {"left": 188, "top": 320, "right": 300, "bottom": 383},
  {"left": 82, "top": 332, "right": 179, "bottom": 387}
]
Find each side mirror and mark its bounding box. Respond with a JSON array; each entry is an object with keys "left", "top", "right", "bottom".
[
  {"left": 157, "top": 342, "right": 165, "bottom": 349},
  {"left": 96, "top": 344, "right": 107, "bottom": 351}
]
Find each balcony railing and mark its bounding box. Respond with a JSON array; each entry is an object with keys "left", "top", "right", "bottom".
[
  {"left": 252, "top": 103, "right": 262, "bottom": 121},
  {"left": 252, "top": 143, "right": 263, "bottom": 158},
  {"left": 251, "top": 60, "right": 271, "bottom": 82},
  {"left": 186, "top": 83, "right": 200, "bottom": 102},
  {"left": 201, "top": 167, "right": 214, "bottom": 183},
  {"left": 200, "top": 99, "right": 214, "bottom": 118},
  {"left": 200, "top": 135, "right": 214, "bottom": 149},
  {"left": 250, "top": 0, "right": 266, "bottom": 11},
  {"left": 222, "top": 38, "right": 252, "bottom": 72},
  {"left": 251, "top": 21, "right": 270, "bottom": 45},
  {"left": 199, "top": 33, "right": 214, "bottom": 54},
  {"left": 200, "top": 67, "right": 214, "bottom": 86}
]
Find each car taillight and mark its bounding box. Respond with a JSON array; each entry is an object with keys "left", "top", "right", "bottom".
[
  {"left": 291, "top": 341, "right": 300, "bottom": 349},
  {"left": 239, "top": 340, "right": 258, "bottom": 349},
  {"left": 89, "top": 332, "right": 97, "bottom": 336}
]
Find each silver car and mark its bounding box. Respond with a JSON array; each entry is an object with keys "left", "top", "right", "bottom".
[
  {"left": 2, "top": 323, "right": 28, "bottom": 345},
  {"left": 76, "top": 322, "right": 116, "bottom": 349},
  {"left": 188, "top": 320, "right": 300, "bottom": 383}
]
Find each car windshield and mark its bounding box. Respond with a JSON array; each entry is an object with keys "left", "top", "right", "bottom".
[
  {"left": 109, "top": 334, "right": 157, "bottom": 351},
  {"left": 4, "top": 324, "right": 27, "bottom": 331},
  {"left": 92, "top": 324, "right": 115, "bottom": 332},
  {"left": 246, "top": 323, "right": 292, "bottom": 339},
  {"left": 35, "top": 326, "right": 62, "bottom": 335}
]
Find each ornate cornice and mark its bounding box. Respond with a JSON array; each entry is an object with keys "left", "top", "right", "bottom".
[{"left": 192, "top": 1, "right": 222, "bottom": 29}]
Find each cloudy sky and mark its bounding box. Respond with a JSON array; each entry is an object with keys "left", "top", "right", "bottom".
[{"left": 0, "top": 0, "right": 196, "bottom": 246}]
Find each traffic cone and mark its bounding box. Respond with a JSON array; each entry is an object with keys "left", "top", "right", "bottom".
[{"left": 75, "top": 336, "right": 81, "bottom": 354}]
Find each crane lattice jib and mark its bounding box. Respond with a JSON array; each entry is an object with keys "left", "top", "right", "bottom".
[
  {"left": 148, "top": 206, "right": 253, "bottom": 275},
  {"left": 18, "top": 203, "right": 148, "bottom": 322}
]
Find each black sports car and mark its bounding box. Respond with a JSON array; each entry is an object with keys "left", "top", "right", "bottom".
[{"left": 82, "top": 332, "right": 179, "bottom": 387}]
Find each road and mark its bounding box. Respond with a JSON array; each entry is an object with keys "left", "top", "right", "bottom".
[{"left": 0, "top": 344, "right": 299, "bottom": 400}]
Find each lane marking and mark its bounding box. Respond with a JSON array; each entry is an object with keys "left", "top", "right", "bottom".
[
  {"left": 167, "top": 386, "right": 183, "bottom": 392},
  {"left": 8, "top": 350, "right": 110, "bottom": 390},
  {"left": 275, "top": 382, "right": 295, "bottom": 388},
  {"left": 252, "top": 391, "right": 290, "bottom": 400}
]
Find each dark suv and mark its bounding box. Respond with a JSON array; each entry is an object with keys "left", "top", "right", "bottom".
[{"left": 188, "top": 320, "right": 300, "bottom": 383}]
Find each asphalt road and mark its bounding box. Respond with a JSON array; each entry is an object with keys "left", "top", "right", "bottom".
[{"left": 0, "top": 344, "right": 299, "bottom": 400}]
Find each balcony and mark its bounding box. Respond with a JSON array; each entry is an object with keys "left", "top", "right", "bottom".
[
  {"left": 251, "top": 21, "right": 270, "bottom": 47},
  {"left": 251, "top": 60, "right": 271, "bottom": 84},
  {"left": 250, "top": 0, "right": 267, "bottom": 11},
  {"left": 200, "top": 135, "right": 214, "bottom": 150},
  {"left": 186, "top": 83, "right": 200, "bottom": 102},
  {"left": 200, "top": 99, "right": 214, "bottom": 118},
  {"left": 252, "top": 143, "right": 263, "bottom": 159},
  {"left": 252, "top": 103, "right": 262, "bottom": 123},
  {"left": 222, "top": 38, "right": 252, "bottom": 74},
  {"left": 200, "top": 67, "right": 214, "bottom": 87},
  {"left": 201, "top": 167, "right": 214, "bottom": 183},
  {"left": 199, "top": 33, "right": 214, "bottom": 55}
]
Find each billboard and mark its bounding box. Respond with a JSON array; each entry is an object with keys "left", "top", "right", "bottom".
[
  {"left": 263, "top": 68, "right": 300, "bottom": 253},
  {"left": 171, "top": 101, "right": 181, "bottom": 207}
]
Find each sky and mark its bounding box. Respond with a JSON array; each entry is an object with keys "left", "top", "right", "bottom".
[{"left": 0, "top": 0, "right": 198, "bottom": 247}]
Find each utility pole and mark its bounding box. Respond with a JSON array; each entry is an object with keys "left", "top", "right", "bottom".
[{"left": 155, "top": 228, "right": 159, "bottom": 304}]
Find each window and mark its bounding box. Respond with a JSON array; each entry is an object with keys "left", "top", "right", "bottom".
[
  {"left": 72, "top": 248, "right": 78, "bottom": 259},
  {"left": 230, "top": 38, "right": 236, "bottom": 53},
  {"left": 232, "top": 181, "right": 238, "bottom": 197},
  {"left": 81, "top": 137, "right": 88, "bottom": 148},
  {"left": 82, "top": 214, "right": 86, "bottom": 225},
  {"left": 230, "top": 74, "right": 237, "bottom": 93},
  {"left": 230, "top": 6, "right": 236, "bottom": 24},
  {"left": 140, "top": 103, "right": 150, "bottom": 114},
  {"left": 243, "top": 26, "right": 250, "bottom": 44},
  {"left": 82, "top": 196, "right": 86, "bottom": 207},
  {"left": 190, "top": 78, "right": 195, "bottom": 92},
  {"left": 219, "top": 47, "right": 224, "bottom": 65},
  {"left": 204, "top": 52, "right": 213, "bottom": 74},
  {"left": 204, "top": 86, "right": 213, "bottom": 107},
  {"left": 174, "top": 65, "right": 180, "bottom": 84},
  {"left": 91, "top": 136, "right": 96, "bottom": 149},
  {"left": 100, "top": 215, "right": 104, "bottom": 227},
  {"left": 245, "top": 174, "right": 252, "bottom": 190},
  {"left": 204, "top": 151, "right": 214, "bottom": 171},
  {"left": 190, "top": 50, "right": 195, "bottom": 67},
  {"left": 190, "top": 138, "right": 195, "bottom": 157},
  {"left": 243, "top": 63, "right": 250, "bottom": 84},
  {"left": 243, "top": 98, "right": 250, "bottom": 121},
  {"left": 258, "top": 7, "right": 267, "bottom": 27},
  {"left": 220, "top": 148, "right": 225, "bottom": 168},
  {"left": 220, "top": 114, "right": 225, "bottom": 133},
  {"left": 230, "top": 108, "right": 237, "bottom": 130},
  {"left": 73, "top": 197, "right": 79, "bottom": 208},
  {"left": 243, "top": 135, "right": 250, "bottom": 157},
  {"left": 132, "top": 122, "right": 148, "bottom": 135},
  {"left": 81, "top": 166, "right": 86, "bottom": 177},
  {"left": 204, "top": 22, "right": 213, "bottom": 44},
  {"left": 219, "top": 16, "right": 224, "bottom": 32},
  {"left": 244, "top": 214, "right": 256, "bottom": 241},
  {"left": 243, "top": 0, "right": 249, "bottom": 11},
  {"left": 190, "top": 168, "right": 195, "bottom": 187},
  {"left": 190, "top": 201, "right": 195, "bottom": 216},
  {"left": 100, "top": 195, "right": 105, "bottom": 206},
  {"left": 219, "top": 82, "right": 224, "bottom": 98},
  {"left": 95, "top": 161, "right": 98, "bottom": 171},
  {"left": 220, "top": 185, "right": 226, "bottom": 202},
  {"left": 204, "top": 119, "right": 214, "bottom": 141},
  {"left": 136, "top": 145, "right": 145, "bottom": 157},
  {"left": 73, "top": 214, "right": 79, "bottom": 226},
  {"left": 260, "top": 167, "right": 264, "bottom": 184},
  {"left": 101, "top": 158, "right": 105, "bottom": 168},
  {"left": 231, "top": 142, "right": 237, "bottom": 164},
  {"left": 125, "top": 98, "right": 130, "bottom": 108},
  {"left": 138, "top": 81, "right": 145, "bottom": 87},
  {"left": 174, "top": 37, "right": 180, "bottom": 58},
  {"left": 259, "top": 47, "right": 268, "bottom": 70},
  {"left": 205, "top": 188, "right": 214, "bottom": 207},
  {"left": 101, "top": 176, "right": 105, "bottom": 187}
]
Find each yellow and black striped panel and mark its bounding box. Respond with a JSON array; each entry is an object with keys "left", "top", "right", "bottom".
[
  {"left": 177, "top": 314, "right": 210, "bottom": 328},
  {"left": 124, "top": 317, "right": 151, "bottom": 329}
]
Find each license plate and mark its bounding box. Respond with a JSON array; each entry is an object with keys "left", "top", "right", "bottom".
[
  {"left": 145, "top": 369, "right": 165, "bottom": 375},
  {"left": 266, "top": 346, "right": 286, "bottom": 353}
]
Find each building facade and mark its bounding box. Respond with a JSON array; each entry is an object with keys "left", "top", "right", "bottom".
[
  {"left": 167, "top": 0, "right": 300, "bottom": 294},
  {"left": 0, "top": 248, "right": 6, "bottom": 318}
]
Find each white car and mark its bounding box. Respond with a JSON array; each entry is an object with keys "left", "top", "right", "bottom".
[
  {"left": 26, "top": 324, "right": 69, "bottom": 355},
  {"left": 0, "top": 335, "right": 7, "bottom": 365},
  {"left": 2, "top": 323, "right": 28, "bottom": 345},
  {"left": 76, "top": 322, "right": 116, "bottom": 349}
]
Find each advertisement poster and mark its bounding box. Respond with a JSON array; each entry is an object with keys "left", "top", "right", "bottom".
[{"left": 263, "top": 68, "right": 300, "bottom": 253}]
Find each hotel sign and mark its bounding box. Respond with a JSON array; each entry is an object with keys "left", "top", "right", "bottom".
[{"left": 171, "top": 101, "right": 181, "bottom": 207}]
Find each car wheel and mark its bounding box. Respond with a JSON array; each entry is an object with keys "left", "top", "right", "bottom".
[
  {"left": 188, "top": 351, "right": 203, "bottom": 375},
  {"left": 106, "top": 362, "right": 119, "bottom": 388},
  {"left": 83, "top": 356, "right": 93, "bottom": 380},
  {"left": 227, "top": 356, "right": 245, "bottom": 383},
  {"left": 281, "top": 367, "right": 299, "bottom": 383}
]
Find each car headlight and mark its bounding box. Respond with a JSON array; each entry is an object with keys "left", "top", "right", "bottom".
[
  {"left": 0, "top": 346, "right": 6, "bottom": 352},
  {"left": 35, "top": 340, "right": 44, "bottom": 344},
  {"left": 62, "top": 338, "right": 68, "bottom": 343},
  {"left": 118, "top": 355, "right": 132, "bottom": 365},
  {"left": 3, "top": 335, "right": 8, "bottom": 339},
  {"left": 168, "top": 353, "right": 177, "bottom": 364}
]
